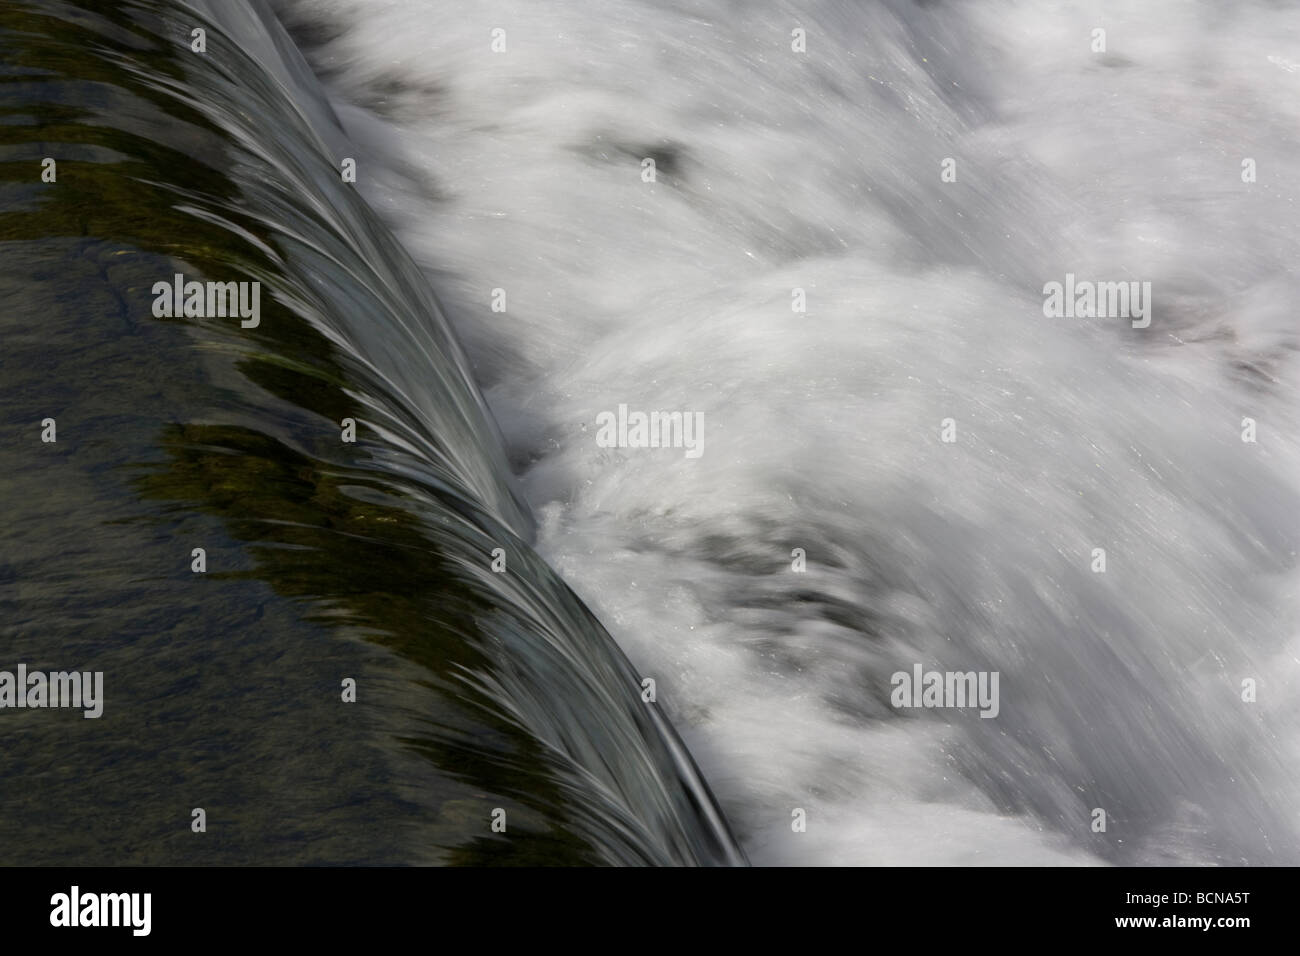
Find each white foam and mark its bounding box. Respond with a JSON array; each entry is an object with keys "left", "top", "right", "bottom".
[{"left": 279, "top": 0, "right": 1300, "bottom": 864}]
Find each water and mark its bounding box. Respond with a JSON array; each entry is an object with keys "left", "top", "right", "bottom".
[
  {"left": 274, "top": 0, "right": 1300, "bottom": 864},
  {"left": 0, "top": 0, "right": 740, "bottom": 865}
]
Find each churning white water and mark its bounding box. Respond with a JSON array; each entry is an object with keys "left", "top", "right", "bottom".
[{"left": 277, "top": 0, "right": 1300, "bottom": 864}]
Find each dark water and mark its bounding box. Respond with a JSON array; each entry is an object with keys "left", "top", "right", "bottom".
[{"left": 0, "top": 0, "right": 743, "bottom": 865}]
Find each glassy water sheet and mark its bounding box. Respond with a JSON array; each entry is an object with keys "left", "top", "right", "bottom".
[{"left": 0, "top": 0, "right": 743, "bottom": 867}]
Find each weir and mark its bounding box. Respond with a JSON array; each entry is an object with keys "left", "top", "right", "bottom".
[{"left": 0, "top": 0, "right": 744, "bottom": 865}]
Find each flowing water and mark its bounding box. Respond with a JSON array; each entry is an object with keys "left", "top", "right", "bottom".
[
  {"left": 5, "top": 0, "right": 1299, "bottom": 867},
  {"left": 272, "top": 0, "right": 1300, "bottom": 865},
  {"left": 0, "top": 0, "right": 740, "bottom": 865}
]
